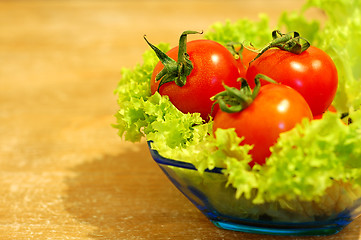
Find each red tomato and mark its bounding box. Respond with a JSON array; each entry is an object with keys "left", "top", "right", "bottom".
[
  {"left": 213, "top": 84, "right": 313, "bottom": 167},
  {"left": 246, "top": 46, "right": 338, "bottom": 116},
  {"left": 150, "top": 39, "right": 241, "bottom": 120}
]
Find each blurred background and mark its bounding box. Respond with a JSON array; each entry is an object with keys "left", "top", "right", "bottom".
[{"left": 1, "top": 0, "right": 315, "bottom": 170}]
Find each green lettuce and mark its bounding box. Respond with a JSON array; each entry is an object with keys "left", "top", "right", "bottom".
[
  {"left": 204, "top": 14, "right": 272, "bottom": 48},
  {"left": 114, "top": 0, "right": 361, "bottom": 210},
  {"left": 113, "top": 44, "right": 167, "bottom": 142},
  {"left": 281, "top": 0, "right": 361, "bottom": 112},
  {"left": 255, "top": 112, "right": 361, "bottom": 203}
]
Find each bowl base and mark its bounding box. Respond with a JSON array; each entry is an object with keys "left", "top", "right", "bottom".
[{"left": 211, "top": 219, "right": 344, "bottom": 236}]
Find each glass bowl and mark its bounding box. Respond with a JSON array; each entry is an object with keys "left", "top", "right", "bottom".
[{"left": 147, "top": 141, "right": 361, "bottom": 236}]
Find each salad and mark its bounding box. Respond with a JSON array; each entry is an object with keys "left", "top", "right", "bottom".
[{"left": 114, "top": 0, "right": 361, "bottom": 223}]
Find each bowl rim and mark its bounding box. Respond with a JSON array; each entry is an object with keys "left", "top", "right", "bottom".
[{"left": 147, "top": 141, "right": 224, "bottom": 174}]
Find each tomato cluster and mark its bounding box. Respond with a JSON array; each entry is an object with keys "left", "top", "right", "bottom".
[{"left": 146, "top": 31, "right": 338, "bottom": 167}]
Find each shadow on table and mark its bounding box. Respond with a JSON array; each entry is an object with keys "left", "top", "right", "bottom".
[
  {"left": 64, "top": 143, "right": 212, "bottom": 239},
  {"left": 64, "top": 143, "right": 361, "bottom": 240},
  {"left": 64, "top": 144, "right": 166, "bottom": 238}
]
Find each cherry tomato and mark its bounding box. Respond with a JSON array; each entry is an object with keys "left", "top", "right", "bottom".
[
  {"left": 213, "top": 83, "right": 313, "bottom": 167},
  {"left": 246, "top": 46, "right": 338, "bottom": 116},
  {"left": 150, "top": 39, "right": 241, "bottom": 120}
]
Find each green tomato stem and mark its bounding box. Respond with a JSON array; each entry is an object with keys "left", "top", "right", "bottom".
[
  {"left": 250, "top": 30, "right": 310, "bottom": 64},
  {"left": 212, "top": 74, "right": 278, "bottom": 114},
  {"left": 144, "top": 30, "right": 202, "bottom": 91}
]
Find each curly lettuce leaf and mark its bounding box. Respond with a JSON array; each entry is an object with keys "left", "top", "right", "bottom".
[
  {"left": 213, "top": 112, "right": 361, "bottom": 210},
  {"left": 145, "top": 93, "right": 208, "bottom": 150},
  {"left": 153, "top": 128, "right": 253, "bottom": 173},
  {"left": 113, "top": 44, "right": 168, "bottom": 141},
  {"left": 204, "top": 14, "right": 271, "bottom": 48},
  {"left": 256, "top": 113, "right": 361, "bottom": 203}
]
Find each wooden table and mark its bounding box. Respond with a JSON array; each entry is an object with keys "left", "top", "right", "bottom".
[{"left": 1, "top": 1, "right": 360, "bottom": 239}]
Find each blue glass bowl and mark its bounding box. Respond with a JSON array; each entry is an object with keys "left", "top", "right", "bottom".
[{"left": 147, "top": 142, "right": 361, "bottom": 236}]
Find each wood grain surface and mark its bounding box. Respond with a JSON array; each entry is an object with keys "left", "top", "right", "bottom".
[{"left": 0, "top": 0, "right": 360, "bottom": 239}]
